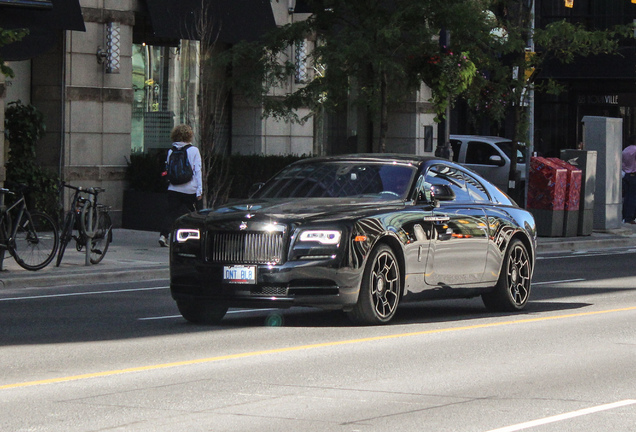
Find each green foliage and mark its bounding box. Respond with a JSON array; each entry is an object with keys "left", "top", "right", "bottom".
[
  {"left": 4, "top": 101, "right": 59, "bottom": 216},
  {"left": 221, "top": 0, "right": 487, "bottom": 127},
  {"left": 0, "top": 27, "right": 28, "bottom": 78},
  {"left": 124, "top": 151, "right": 306, "bottom": 202},
  {"left": 460, "top": 6, "right": 634, "bottom": 134},
  {"left": 535, "top": 20, "right": 632, "bottom": 64},
  {"left": 420, "top": 51, "right": 477, "bottom": 121}
]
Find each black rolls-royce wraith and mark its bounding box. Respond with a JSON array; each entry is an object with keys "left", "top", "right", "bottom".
[{"left": 170, "top": 155, "right": 536, "bottom": 325}]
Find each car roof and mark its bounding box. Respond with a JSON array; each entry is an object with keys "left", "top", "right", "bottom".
[
  {"left": 296, "top": 154, "right": 438, "bottom": 165},
  {"left": 450, "top": 135, "right": 512, "bottom": 143}
]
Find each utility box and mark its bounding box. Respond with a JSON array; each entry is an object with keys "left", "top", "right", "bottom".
[
  {"left": 549, "top": 158, "right": 582, "bottom": 237},
  {"left": 527, "top": 157, "right": 568, "bottom": 237},
  {"left": 581, "top": 116, "right": 622, "bottom": 230},
  {"left": 560, "top": 149, "right": 597, "bottom": 235}
]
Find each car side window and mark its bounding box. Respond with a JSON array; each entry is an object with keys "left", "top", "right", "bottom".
[
  {"left": 449, "top": 140, "right": 461, "bottom": 162},
  {"left": 463, "top": 171, "right": 491, "bottom": 202},
  {"left": 465, "top": 141, "right": 499, "bottom": 165},
  {"left": 424, "top": 164, "right": 471, "bottom": 202}
]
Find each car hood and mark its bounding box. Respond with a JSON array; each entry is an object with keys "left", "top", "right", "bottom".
[{"left": 195, "top": 198, "right": 405, "bottom": 225}]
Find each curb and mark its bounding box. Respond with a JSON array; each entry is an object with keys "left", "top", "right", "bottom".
[
  {"left": 536, "top": 232, "right": 636, "bottom": 253},
  {"left": 0, "top": 265, "right": 169, "bottom": 289}
]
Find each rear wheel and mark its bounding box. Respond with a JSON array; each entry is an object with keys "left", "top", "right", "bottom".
[
  {"left": 347, "top": 244, "right": 401, "bottom": 325},
  {"left": 13, "top": 211, "right": 59, "bottom": 271},
  {"left": 482, "top": 239, "right": 532, "bottom": 312},
  {"left": 89, "top": 210, "right": 112, "bottom": 264},
  {"left": 177, "top": 300, "right": 228, "bottom": 325}
]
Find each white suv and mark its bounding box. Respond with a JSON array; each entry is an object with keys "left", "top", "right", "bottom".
[{"left": 449, "top": 135, "right": 526, "bottom": 192}]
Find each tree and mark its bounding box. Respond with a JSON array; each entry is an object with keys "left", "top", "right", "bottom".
[
  {"left": 4, "top": 101, "right": 59, "bottom": 215},
  {"left": 222, "top": 0, "right": 489, "bottom": 153},
  {"left": 193, "top": 6, "right": 233, "bottom": 208},
  {"left": 0, "top": 27, "right": 28, "bottom": 77},
  {"left": 459, "top": 0, "right": 633, "bottom": 201}
]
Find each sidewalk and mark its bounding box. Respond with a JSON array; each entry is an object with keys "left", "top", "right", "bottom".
[
  {"left": 1, "top": 225, "right": 636, "bottom": 290},
  {"left": 0, "top": 229, "right": 169, "bottom": 289}
]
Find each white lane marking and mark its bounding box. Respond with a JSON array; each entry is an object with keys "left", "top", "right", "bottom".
[
  {"left": 138, "top": 315, "right": 182, "bottom": 320},
  {"left": 138, "top": 308, "right": 278, "bottom": 321},
  {"left": 484, "top": 399, "right": 636, "bottom": 432},
  {"left": 0, "top": 286, "right": 169, "bottom": 302},
  {"left": 533, "top": 278, "right": 585, "bottom": 286}
]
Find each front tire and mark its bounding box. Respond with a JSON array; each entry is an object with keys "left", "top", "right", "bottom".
[
  {"left": 347, "top": 244, "right": 401, "bottom": 325},
  {"left": 177, "top": 300, "right": 228, "bottom": 325},
  {"left": 13, "top": 212, "right": 59, "bottom": 271},
  {"left": 482, "top": 239, "right": 532, "bottom": 312}
]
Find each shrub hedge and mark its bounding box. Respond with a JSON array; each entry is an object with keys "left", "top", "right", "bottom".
[{"left": 126, "top": 152, "right": 307, "bottom": 202}]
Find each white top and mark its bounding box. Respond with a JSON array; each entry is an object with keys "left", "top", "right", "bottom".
[{"left": 166, "top": 141, "right": 203, "bottom": 197}]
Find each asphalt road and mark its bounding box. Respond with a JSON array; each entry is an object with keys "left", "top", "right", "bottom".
[{"left": 1, "top": 247, "right": 635, "bottom": 431}]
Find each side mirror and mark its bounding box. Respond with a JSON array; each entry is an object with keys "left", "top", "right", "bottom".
[
  {"left": 430, "top": 184, "right": 455, "bottom": 202},
  {"left": 248, "top": 182, "right": 265, "bottom": 197},
  {"left": 489, "top": 155, "right": 506, "bottom": 166}
]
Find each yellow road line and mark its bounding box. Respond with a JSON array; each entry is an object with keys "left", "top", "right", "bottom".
[{"left": 3, "top": 306, "right": 635, "bottom": 391}]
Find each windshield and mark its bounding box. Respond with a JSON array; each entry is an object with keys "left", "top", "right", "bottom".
[
  {"left": 494, "top": 141, "right": 526, "bottom": 164},
  {"left": 254, "top": 161, "right": 417, "bottom": 200}
]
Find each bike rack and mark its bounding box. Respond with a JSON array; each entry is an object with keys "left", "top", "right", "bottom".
[
  {"left": 0, "top": 194, "right": 5, "bottom": 271},
  {"left": 84, "top": 194, "right": 95, "bottom": 266}
]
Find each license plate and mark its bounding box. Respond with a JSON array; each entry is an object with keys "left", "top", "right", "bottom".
[{"left": 223, "top": 265, "right": 256, "bottom": 284}]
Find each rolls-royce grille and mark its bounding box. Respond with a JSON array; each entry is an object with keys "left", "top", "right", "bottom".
[{"left": 207, "top": 232, "right": 284, "bottom": 264}]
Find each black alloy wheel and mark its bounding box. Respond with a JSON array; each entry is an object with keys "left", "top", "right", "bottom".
[
  {"left": 348, "top": 244, "right": 401, "bottom": 325},
  {"left": 482, "top": 239, "right": 532, "bottom": 312}
]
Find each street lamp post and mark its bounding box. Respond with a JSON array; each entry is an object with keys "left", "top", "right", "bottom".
[{"left": 435, "top": 28, "right": 453, "bottom": 160}]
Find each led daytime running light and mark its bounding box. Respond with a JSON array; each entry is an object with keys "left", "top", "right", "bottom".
[
  {"left": 299, "top": 230, "right": 341, "bottom": 245},
  {"left": 176, "top": 228, "right": 200, "bottom": 243}
]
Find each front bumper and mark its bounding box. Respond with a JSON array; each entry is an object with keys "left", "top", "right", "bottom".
[{"left": 170, "top": 257, "right": 363, "bottom": 310}]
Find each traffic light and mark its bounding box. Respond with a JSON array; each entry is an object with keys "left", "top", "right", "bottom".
[
  {"left": 525, "top": 50, "right": 537, "bottom": 83},
  {"left": 565, "top": 0, "right": 573, "bottom": 7}
]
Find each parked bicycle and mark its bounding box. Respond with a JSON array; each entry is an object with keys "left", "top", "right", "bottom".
[
  {"left": 0, "top": 183, "right": 59, "bottom": 271},
  {"left": 56, "top": 182, "right": 112, "bottom": 266}
]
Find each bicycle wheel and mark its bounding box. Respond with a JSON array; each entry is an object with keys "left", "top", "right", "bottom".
[
  {"left": 13, "top": 211, "right": 59, "bottom": 271},
  {"left": 55, "top": 212, "right": 74, "bottom": 267},
  {"left": 89, "top": 210, "right": 112, "bottom": 264}
]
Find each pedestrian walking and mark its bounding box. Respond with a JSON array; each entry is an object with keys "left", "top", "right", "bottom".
[
  {"left": 158, "top": 124, "right": 203, "bottom": 247},
  {"left": 622, "top": 135, "right": 636, "bottom": 224}
]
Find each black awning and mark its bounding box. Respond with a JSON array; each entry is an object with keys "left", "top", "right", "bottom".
[
  {"left": 0, "top": 0, "right": 53, "bottom": 8},
  {"left": 145, "top": 0, "right": 276, "bottom": 45},
  {"left": 293, "top": 0, "right": 313, "bottom": 14},
  {"left": 0, "top": 0, "right": 85, "bottom": 60},
  {"left": 0, "top": 0, "right": 84, "bottom": 31}
]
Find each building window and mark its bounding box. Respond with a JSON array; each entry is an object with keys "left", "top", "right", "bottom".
[
  {"left": 295, "top": 39, "right": 308, "bottom": 84},
  {"left": 131, "top": 42, "right": 200, "bottom": 153}
]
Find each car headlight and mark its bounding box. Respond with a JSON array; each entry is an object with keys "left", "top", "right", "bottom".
[
  {"left": 299, "top": 230, "right": 341, "bottom": 245},
  {"left": 176, "top": 228, "right": 200, "bottom": 243}
]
